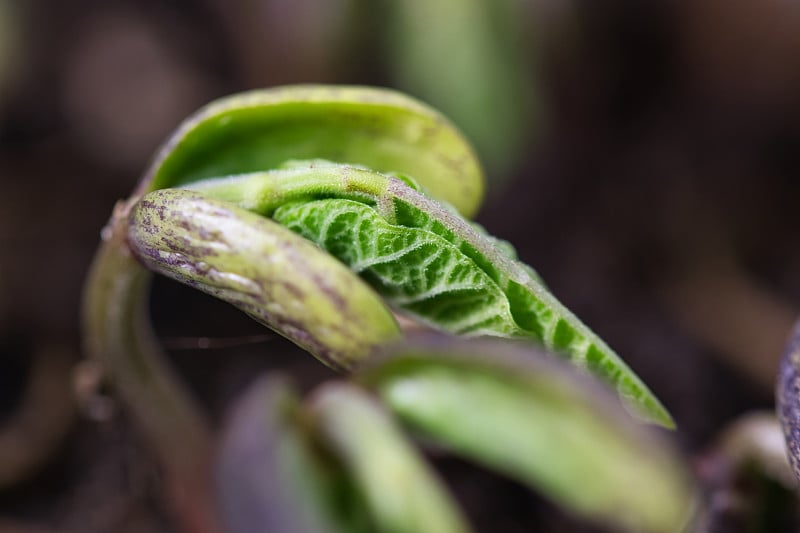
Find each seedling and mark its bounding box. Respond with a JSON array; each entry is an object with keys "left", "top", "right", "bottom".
[{"left": 83, "top": 85, "right": 693, "bottom": 532}]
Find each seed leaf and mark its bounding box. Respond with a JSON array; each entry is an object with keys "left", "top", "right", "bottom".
[{"left": 127, "top": 188, "right": 400, "bottom": 370}]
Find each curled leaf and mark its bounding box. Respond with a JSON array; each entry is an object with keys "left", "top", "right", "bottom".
[
  {"left": 357, "top": 335, "right": 695, "bottom": 533},
  {"left": 127, "top": 188, "right": 400, "bottom": 370},
  {"left": 141, "top": 85, "right": 484, "bottom": 217},
  {"left": 189, "top": 163, "right": 672, "bottom": 427}
]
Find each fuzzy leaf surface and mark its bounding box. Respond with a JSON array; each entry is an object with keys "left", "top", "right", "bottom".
[{"left": 200, "top": 164, "right": 676, "bottom": 427}]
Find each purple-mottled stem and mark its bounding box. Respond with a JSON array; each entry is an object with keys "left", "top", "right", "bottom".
[
  {"left": 82, "top": 204, "right": 222, "bottom": 533},
  {"left": 776, "top": 320, "right": 800, "bottom": 481},
  {"left": 81, "top": 84, "right": 487, "bottom": 533}
]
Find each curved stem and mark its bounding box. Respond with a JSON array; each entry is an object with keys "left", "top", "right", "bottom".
[
  {"left": 80, "top": 84, "right": 487, "bottom": 532},
  {"left": 82, "top": 207, "right": 220, "bottom": 533},
  {"left": 83, "top": 189, "right": 401, "bottom": 532}
]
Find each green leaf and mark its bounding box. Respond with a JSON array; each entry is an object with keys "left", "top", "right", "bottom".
[
  {"left": 141, "top": 85, "right": 484, "bottom": 218},
  {"left": 310, "top": 383, "right": 472, "bottom": 533},
  {"left": 274, "top": 198, "right": 521, "bottom": 334},
  {"left": 357, "top": 336, "right": 695, "bottom": 533},
  {"left": 189, "top": 163, "right": 672, "bottom": 427}
]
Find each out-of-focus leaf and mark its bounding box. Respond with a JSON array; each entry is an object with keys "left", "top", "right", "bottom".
[
  {"left": 716, "top": 412, "right": 795, "bottom": 488},
  {"left": 217, "top": 376, "right": 367, "bottom": 533},
  {"left": 310, "top": 383, "right": 471, "bottom": 533},
  {"left": 696, "top": 412, "right": 798, "bottom": 533},
  {"left": 382, "top": 0, "right": 536, "bottom": 177},
  {"left": 357, "top": 335, "right": 695, "bottom": 533}
]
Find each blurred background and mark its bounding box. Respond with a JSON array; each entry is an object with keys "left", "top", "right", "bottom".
[{"left": 2, "top": 0, "right": 800, "bottom": 531}]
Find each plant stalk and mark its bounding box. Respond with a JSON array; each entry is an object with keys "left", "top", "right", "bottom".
[{"left": 82, "top": 203, "right": 221, "bottom": 533}]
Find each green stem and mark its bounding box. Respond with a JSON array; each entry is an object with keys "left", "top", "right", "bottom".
[
  {"left": 82, "top": 207, "right": 220, "bottom": 533},
  {"left": 81, "top": 84, "right": 486, "bottom": 532}
]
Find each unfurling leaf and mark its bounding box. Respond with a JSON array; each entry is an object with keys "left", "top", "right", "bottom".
[{"left": 187, "top": 163, "right": 672, "bottom": 427}]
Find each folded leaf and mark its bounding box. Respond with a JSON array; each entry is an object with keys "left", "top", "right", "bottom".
[
  {"left": 141, "top": 85, "right": 484, "bottom": 218},
  {"left": 127, "top": 188, "right": 400, "bottom": 370},
  {"left": 188, "top": 164, "right": 672, "bottom": 427}
]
